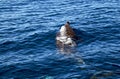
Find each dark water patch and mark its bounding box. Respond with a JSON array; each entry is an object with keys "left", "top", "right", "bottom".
[
  {"left": 91, "top": 70, "right": 114, "bottom": 79},
  {"left": 0, "top": 40, "right": 18, "bottom": 53},
  {"left": 0, "top": 7, "right": 20, "bottom": 12},
  {"left": 0, "top": 65, "right": 17, "bottom": 77}
]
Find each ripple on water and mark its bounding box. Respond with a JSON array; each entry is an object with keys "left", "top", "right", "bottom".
[{"left": 0, "top": 0, "right": 120, "bottom": 79}]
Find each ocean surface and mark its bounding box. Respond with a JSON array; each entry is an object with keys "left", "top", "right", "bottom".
[{"left": 0, "top": 0, "right": 120, "bottom": 79}]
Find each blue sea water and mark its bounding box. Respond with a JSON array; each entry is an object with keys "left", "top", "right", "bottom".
[{"left": 0, "top": 0, "right": 120, "bottom": 79}]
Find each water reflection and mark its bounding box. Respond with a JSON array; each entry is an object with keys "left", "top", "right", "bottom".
[
  {"left": 56, "top": 46, "right": 85, "bottom": 65},
  {"left": 57, "top": 45, "right": 77, "bottom": 54}
]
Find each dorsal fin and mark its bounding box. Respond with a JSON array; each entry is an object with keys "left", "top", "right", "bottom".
[{"left": 64, "top": 21, "right": 75, "bottom": 38}]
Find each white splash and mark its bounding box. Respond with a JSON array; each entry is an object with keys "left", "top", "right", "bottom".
[
  {"left": 60, "top": 25, "right": 66, "bottom": 36},
  {"left": 56, "top": 25, "right": 76, "bottom": 47},
  {"left": 65, "top": 38, "right": 76, "bottom": 46}
]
